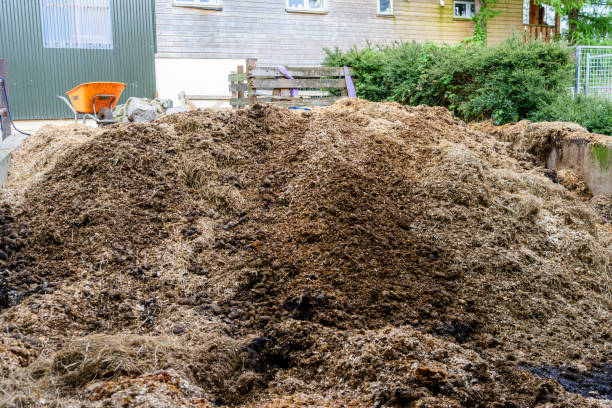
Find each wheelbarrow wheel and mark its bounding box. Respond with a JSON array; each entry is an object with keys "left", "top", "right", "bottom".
[{"left": 96, "top": 107, "right": 113, "bottom": 125}]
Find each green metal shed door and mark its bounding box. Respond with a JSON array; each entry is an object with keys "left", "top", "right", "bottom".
[{"left": 0, "top": 0, "right": 156, "bottom": 119}]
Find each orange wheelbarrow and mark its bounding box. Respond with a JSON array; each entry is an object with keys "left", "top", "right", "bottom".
[{"left": 57, "top": 82, "right": 126, "bottom": 126}]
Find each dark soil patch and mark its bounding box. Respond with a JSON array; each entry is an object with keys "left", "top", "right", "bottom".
[
  {"left": 526, "top": 364, "right": 612, "bottom": 400},
  {"left": 0, "top": 205, "right": 33, "bottom": 311}
]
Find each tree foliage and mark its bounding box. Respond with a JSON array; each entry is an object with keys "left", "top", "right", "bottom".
[{"left": 536, "top": 0, "right": 612, "bottom": 43}]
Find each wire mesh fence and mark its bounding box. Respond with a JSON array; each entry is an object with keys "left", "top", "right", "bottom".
[{"left": 574, "top": 46, "right": 612, "bottom": 100}]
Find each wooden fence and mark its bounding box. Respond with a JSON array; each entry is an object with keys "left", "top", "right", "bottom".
[
  {"left": 523, "top": 24, "right": 559, "bottom": 43},
  {"left": 178, "top": 91, "right": 230, "bottom": 109},
  {"left": 228, "top": 58, "right": 354, "bottom": 109}
]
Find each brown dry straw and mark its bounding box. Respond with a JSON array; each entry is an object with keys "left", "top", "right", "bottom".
[{"left": 0, "top": 100, "right": 609, "bottom": 407}]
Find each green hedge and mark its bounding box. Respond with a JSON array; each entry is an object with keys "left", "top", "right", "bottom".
[
  {"left": 324, "top": 37, "right": 612, "bottom": 135},
  {"left": 531, "top": 94, "right": 612, "bottom": 136}
]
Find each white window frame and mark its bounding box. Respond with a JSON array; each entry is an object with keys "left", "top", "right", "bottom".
[
  {"left": 286, "top": 0, "right": 327, "bottom": 14},
  {"left": 377, "top": 0, "right": 393, "bottom": 16},
  {"left": 173, "top": 0, "right": 222, "bottom": 10},
  {"left": 453, "top": 0, "right": 476, "bottom": 19},
  {"left": 40, "top": 0, "right": 113, "bottom": 50}
]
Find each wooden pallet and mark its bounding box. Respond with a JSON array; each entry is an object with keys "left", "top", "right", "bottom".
[
  {"left": 178, "top": 91, "right": 230, "bottom": 109},
  {"left": 228, "top": 59, "right": 354, "bottom": 109}
]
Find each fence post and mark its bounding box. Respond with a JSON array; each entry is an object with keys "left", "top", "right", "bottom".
[
  {"left": 246, "top": 58, "right": 257, "bottom": 107},
  {"left": 0, "top": 59, "right": 9, "bottom": 140},
  {"left": 230, "top": 70, "right": 237, "bottom": 110},
  {"left": 585, "top": 53, "right": 591, "bottom": 97},
  {"left": 237, "top": 65, "right": 244, "bottom": 109},
  {"left": 575, "top": 46, "right": 581, "bottom": 96}
]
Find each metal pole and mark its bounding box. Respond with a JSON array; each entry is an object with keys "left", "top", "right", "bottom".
[
  {"left": 585, "top": 53, "right": 591, "bottom": 97},
  {"left": 0, "top": 59, "right": 10, "bottom": 140},
  {"left": 574, "top": 46, "right": 581, "bottom": 96}
]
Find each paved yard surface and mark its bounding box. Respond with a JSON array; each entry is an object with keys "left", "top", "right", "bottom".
[{"left": 13, "top": 119, "right": 95, "bottom": 134}]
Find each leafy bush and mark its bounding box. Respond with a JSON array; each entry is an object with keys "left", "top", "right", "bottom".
[
  {"left": 324, "top": 45, "right": 392, "bottom": 101},
  {"left": 324, "top": 37, "right": 576, "bottom": 125},
  {"left": 530, "top": 94, "right": 612, "bottom": 135}
]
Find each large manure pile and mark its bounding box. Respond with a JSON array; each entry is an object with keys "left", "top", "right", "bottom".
[{"left": 0, "top": 100, "right": 610, "bottom": 407}]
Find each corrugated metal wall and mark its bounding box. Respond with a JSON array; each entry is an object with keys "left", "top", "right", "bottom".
[{"left": 0, "top": 0, "right": 156, "bottom": 119}]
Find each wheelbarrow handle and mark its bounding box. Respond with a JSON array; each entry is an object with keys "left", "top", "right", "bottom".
[{"left": 56, "top": 95, "right": 78, "bottom": 122}]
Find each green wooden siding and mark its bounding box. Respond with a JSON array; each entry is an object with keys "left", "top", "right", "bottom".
[{"left": 0, "top": 0, "right": 156, "bottom": 119}]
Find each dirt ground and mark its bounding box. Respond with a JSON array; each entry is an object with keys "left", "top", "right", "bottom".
[{"left": 0, "top": 100, "right": 610, "bottom": 407}]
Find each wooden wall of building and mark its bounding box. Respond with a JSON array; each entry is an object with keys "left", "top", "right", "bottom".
[
  {"left": 487, "top": 0, "right": 524, "bottom": 45},
  {"left": 155, "top": 0, "right": 524, "bottom": 65}
]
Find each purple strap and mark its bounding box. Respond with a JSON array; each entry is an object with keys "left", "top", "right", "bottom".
[
  {"left": 344, "top": 66, "right": 357, "bottom": 98},
  {"left": 277, "top": 66, "right": 298, "bottom": 98}
]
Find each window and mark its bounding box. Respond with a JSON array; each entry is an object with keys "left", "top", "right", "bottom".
[
  {"left": 40, "top": 0, "right": 113, "bottom": 49},
  {"left": 174, "top": 0, "right": 222, "bottom": 9},
  {"left": 453, "top": 0, "right": 475, "bottom": 18},
  {"left": 378, "top": 0, "right": 393, "bottom": 15},
  {"left": 287, "top": 0, "right": 325, "bottom": 12}
]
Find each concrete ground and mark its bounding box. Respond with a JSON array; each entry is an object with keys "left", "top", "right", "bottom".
[
  {"left": 0, "top": 133, "right": 26, "bottom": 185},
  {"left": 13, "top": 118, "right": 96, "bottom": 134},
  {"left": 0, "top": 150, "right": 10, "bottom": 185},
  {"left": 1, "top": 119, "right": 96, "bottom": 184}
]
